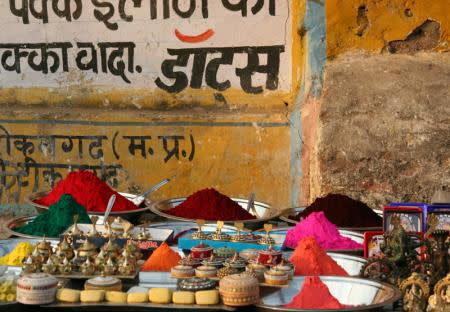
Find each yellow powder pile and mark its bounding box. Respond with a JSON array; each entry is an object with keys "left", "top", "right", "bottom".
[{"left": 0, "top": 242, "right": 33, "bottom": 266}]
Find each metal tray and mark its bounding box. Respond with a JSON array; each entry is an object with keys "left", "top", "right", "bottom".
[
  {"left": 150, "top": 197, "right": 280, "bottom": 225},
  {"left": 44, "top": 302, "right": 235, "bottom": 311},
  {"left": 26, "top": 191, "right": 151, "bottom": 220},
  {"left": 280, "top": 207, "right": 383, "bottom": 232},
  {"left": 6, "top": 216, "right": 61, "bottom": 239},
  {"left": 256, "top": 276, "right": 402, "bottom": 311}
]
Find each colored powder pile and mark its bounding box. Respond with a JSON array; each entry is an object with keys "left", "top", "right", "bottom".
[
  {"left": 284, "top": 212, "right": 363, "bottom": 250},
  {"left": 296, "top": 193, "right": 382, "bottom": 227},
  {"left": 16, "top": 194, "right": 91, "bottom": 237},
  {"left": 35, "top": 171, "right": 138, "bottom": 212},
  {"left": 167, "top": 188, "right": 256, "bottom": 221},
  {"left": 142, "top": 242, "right": 182, "bottom": 272},
  {"left": 0, "top": 242, "right": 33, "bottom": 266},
  {"left": 290, "top": 237, "right": 348, "bottom": 276},
  {"left": 284, "top": 276, "right": 346, "bottom": 309}
]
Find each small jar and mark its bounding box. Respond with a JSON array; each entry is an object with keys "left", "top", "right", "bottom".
[
  {"left": 201, "top": 254, "right": 225, "bottom": 269},
  {"left": 223, "top": 254, "right": 246, "bottom": 273},
  {"left": 179, "top": 255, "right": 202, "bottom": 268},
  {"left": 239, "top": 249, "right": 259, "bottom": 262},
  {"left": 17, "top": 273, "right": 58, "bottom": 305},
  {"left": 264, "top": 269, "right": 288, "bottom": 285},
  {"left": 246, "top": 262, "right": 268, "bottom": 282},
  {"left": 85, "top": 276, "right": 122, "bottom": 291},
  {"left": 214, "top": 247, "right": 236, "bottom": 259},
  {"left": 171, "top": 265, "right": 195, "bottom": 278},
  {"left": 77, "top": 240, "right": 98, "bottom": 261},
  {"left": 274, "top": 260, "right": 294, "bottom": 279},
  {"left": 219, "top": 274, "right": 260, "bottom": 306},
  {"left": 257, "top": 247, "right": 282, "bottom": 266},
  {"left": 190, "top": 242, "right": 213, "bottom": 259},
  {"left": 195, "top": 265, "right": 218, "bottom": 278}
]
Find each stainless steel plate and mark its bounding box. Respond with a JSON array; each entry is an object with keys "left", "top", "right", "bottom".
[
  {"left": 280, "top": 207, "right": 383, "bottom": 232},
  {"left": 26, "top": 191, "right": 151, "bottom": 219},
  {"left": 150, "top": 197, "right": 280, "bottom": 224},
  {"left": 256, "top": 276, "right": 402, "bottom": 311},
  {"left": 283, "top": 251, "right": 367, "bottom": 277}
]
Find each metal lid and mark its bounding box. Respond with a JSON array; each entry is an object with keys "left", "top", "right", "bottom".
[{"left": 177, "top": 277, "right": 216, "bottom": 291}]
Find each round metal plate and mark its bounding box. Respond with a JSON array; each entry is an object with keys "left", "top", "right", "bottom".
[
  {"left": 255, "top": 276, "right": 402, "bottom": 311},
  {"left": 26, "top": 191, "right": 151, "bottom": 219},
  {"left": 149, "top": 197, "right": 280, "bottom": 224},
  {"left": 279, "top": 207, "right": 383, "bottom": 232}
]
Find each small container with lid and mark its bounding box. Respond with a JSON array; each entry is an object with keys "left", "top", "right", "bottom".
[
  {"left": 274, "top": 260, "right": 294, "bottom": 279},
  {"left": 219, "top": 274, "right": 260, "bottom": 306},
  {"left": 195, "top": 265, "right": 218, "bottom": 278},
  {"left": 239, "top": 249, "right": 259, "bottom": 262},
  {"left": 177, "top": 277, "right": 216, "bottom": 292},
  {"left": 84, "top": 276, "right": 122, "bottom": 291},
  {"left": 214, "top": 247, "right": 236, "bottom": 259},
  {"left": 246, "top": 261, "right": 268, "bottom": 282},
  {"left": 171, "top": 265, "right": 195, "bottom": 278},
  {"left": 223, "top": 253, "right": 246, "bottom": 273},
  {"left": 179, "top": 254, "right": 202, "bottom": 268},
  {"left": 190, "top": 242, "right": 213, "bottom": 259},
  {"left": 77, "top": 239, "right": 98, "bottom": 261},
  {"left": 257, "top": 247, "right": 282, "bottom": 266},
  {"left": 264, "top": 268, "right": 289, "bottom": 285},
  {"left": 17, "top": 273, "right": 58, "bottom": 305},
  {"left": 201, "top": 254, "right": 225, "bottom": 269}
]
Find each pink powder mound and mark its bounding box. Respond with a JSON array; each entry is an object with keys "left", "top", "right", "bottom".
[{"left": 283, "top": 212, "right": 363, "bottom": 250}]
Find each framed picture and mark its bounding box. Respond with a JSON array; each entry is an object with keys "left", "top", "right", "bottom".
[
  {"left": 383, "top": 207, "right": 423, "bottom": 233},
  {"left": 434, "top": 213, "right": 450, "bottom": 231},
  {"left": 364, "top": 231, "right": 384, "bottom": 258}
]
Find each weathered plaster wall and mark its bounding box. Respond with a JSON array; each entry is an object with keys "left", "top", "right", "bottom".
[
  {"left": 301, "top": 0, "right": 450, "bottom": 208},
  {"left": 0, "top": 1, "right": 304, "bottom": 214},
  {"left": 327, "top": 0, "right": 450, "bottom": 58}
]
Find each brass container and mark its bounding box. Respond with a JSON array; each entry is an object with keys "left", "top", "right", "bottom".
[
  {"left": 80, "top": 258, "right": 96, "bottom": 276},
  {"left": 42, "top": 258, "right": 58, "bottom": 275},
  {"left": 102, "top": 257, "right": 117, "bottom": 275},
  {"left": 77, "top": 239, "right": 98, "bottom": 260},
  {"left": 58, "top": 257, "right": 73, "bottom": 275}
]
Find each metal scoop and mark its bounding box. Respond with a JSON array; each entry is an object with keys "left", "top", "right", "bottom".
[{"left": 129, "top": 175, "right": 175, "bottom": 206}]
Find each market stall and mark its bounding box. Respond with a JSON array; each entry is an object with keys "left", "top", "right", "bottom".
[{"left": 1, "top": 171, "right": 449, "bottom": 312}]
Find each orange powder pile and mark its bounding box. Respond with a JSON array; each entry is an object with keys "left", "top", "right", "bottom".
[
  {"left": 142, "top": 243, "right": 181, "bottom": 272},
  {"left": 290, "top": 237, "right": 348, "bottom": 276}
]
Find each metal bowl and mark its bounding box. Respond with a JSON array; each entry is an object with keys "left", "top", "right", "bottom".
[
  {"left": 26, "top": 191, "right": 151, "bottom": 221},
  {"left": 256, "top": 276, "right": 402, "bottom": 311},
  {"left": 280, "top": 207, "right": 383, "bottom": 232},
  {"left": 149, "top": 197, "right": 280, "bottom": 225}
]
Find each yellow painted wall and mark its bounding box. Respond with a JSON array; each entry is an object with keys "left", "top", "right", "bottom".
[{"left": 327, "top": 0, "right": 450, "bottom": 58}]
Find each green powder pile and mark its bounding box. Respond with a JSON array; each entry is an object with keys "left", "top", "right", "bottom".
[{"left": 16, "top": 194, "right": 91, "bottom": 237}]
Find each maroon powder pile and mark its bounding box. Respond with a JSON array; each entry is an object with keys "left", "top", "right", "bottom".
[
  {"left": 167, "top": 188, "right": 256, "bottom": 221},
  {"left": 296, "top": 193, "right": 382, "bottom": 227}
]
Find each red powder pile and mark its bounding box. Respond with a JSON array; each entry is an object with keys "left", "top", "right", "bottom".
[
  {"left": 296, "top": 193, "right": 382, "bottom": 227},
  {"left": 290, "top": 237, "right": 348, "bottom": 276},
  {"left": 36, "top": 171, "right": 139, "bottom": 212},
  {"left": 167, "top": 188, "right": 256, "bottom": 221},
  {"left": 284, "top": 276, "right": 346, "bottom": 309}
]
